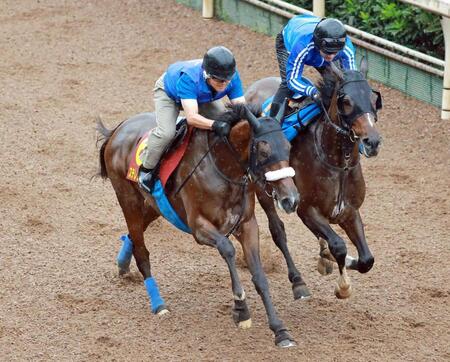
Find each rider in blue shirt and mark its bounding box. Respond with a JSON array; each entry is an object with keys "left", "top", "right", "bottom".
[
  {"left": 270, "top": 14, "right": 356, "bottom": 117},
  {"left": 139, "top": 46, "right": 245, "bottom": 193}
]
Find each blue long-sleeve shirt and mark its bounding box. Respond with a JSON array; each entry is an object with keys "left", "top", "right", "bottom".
[{"left": 283, "top": 14, "right": 356, "bottom": 97}]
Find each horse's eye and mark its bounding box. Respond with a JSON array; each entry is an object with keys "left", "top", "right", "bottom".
[
  {"left": 257, "top": 142, "right": 271, "bottom": 162},
  {"left": 339, "top": 96, "right": 353, "bottom": 115}
]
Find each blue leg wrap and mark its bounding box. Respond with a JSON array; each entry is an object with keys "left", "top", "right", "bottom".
[
  {"left": 117, "top": 234, "right": 133, "bottom": 270},
  {"left": 144, "top": 277, "right": 166, "bottom": 314}
]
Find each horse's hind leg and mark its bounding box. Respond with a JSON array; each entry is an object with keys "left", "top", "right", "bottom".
[
  {"left": 235, "top": 217, "right": 296, "bottom": 348},
  {"left": 299, "top": 207, "right": 352, "bottom": 299},
  {"left": 339, "top": 210, "right": 374, "bottom": 273},
  {"left": 112, "top": 180, "right": 168, "bottom": 314},
  {"left": 257, "top": 190, "right": 311, "bottom": 300},
  {"left": 116, "top": 206, "right": 162, "bottom": 275},
  {"left": 317, "top": 237, "right": 335, "bottom": 275}
]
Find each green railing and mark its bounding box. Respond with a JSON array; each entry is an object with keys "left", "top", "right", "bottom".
[{"left": 176, "top": 0, "right": 442, "bottom": 107}]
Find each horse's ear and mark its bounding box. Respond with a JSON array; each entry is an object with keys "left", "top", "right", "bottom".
[
  {"left": 360, "top": 57, "right": 368, "bottom": 78},
  {"left": 244, "top": 105, "right": 261, "bottom": 132},
  {"left": 330, "top": 61, "right": 344, "bottom": 81},
  {"left": 274, "top": 99, "right": 286, "bottom": 123}
]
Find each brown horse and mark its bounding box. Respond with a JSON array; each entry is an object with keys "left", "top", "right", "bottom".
[
  {"left": 245, "top": 60, "right": 382, "bottom": 299},
  {"left": 96, "top": 103, "right": 300, "bottom": 347}
]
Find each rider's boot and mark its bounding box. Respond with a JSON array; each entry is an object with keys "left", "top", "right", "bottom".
[{"left": 138, "top": 166, "right": 155, "bottom": 193}]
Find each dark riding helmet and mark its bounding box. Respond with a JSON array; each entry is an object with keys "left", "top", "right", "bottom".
[
  {"left": 313, "top": 18, "right": 347, "bottom": 54},
  {"left": 203, "top": 46, "right": 236, "bottom": 81}
]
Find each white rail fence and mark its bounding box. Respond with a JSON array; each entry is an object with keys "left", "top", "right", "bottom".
[{"left": 202, "top": 0, "right": 450, "bottom": 119}]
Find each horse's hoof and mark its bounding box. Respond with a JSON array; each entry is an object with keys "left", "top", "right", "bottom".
[
  {"left": 118, "top": 266, "right": 130, "bottom": 276},
  {"left": 275, "top": 330, "right": 296, "bottom": 348},
  {"left": 238, "top": 319, "right": 252, "bottom": 329},
  {"left": 293, "top": 283, "right": 312, "bottom": 300},
  {"left": 335, "top": 284, "right": 352, "bottom": 299},
  {"left": 277, "top": 339, "right": 297, "bottom": 348},
  {"left": 154, "top": 304, "right": 169, "bottom": 315},
  {"left": 232, "top": 299, "right": 251, "bottom": 327},
  {"left": 156, "top": 308, "right": 169, "bottom": 316},
  {"left": 317, "top": 258, "right": 333, "bottom": 275}
]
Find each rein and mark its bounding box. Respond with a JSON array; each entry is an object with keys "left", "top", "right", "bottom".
[
  {"left": 173, "top": 130, "right": 220, "bottom": 196},
  {"left": 174, "top": 129, "right": 250, "bottom": 238},
  {"left": 313, "top": 120, "right": 360, "bottom": 172},
  {"left": 317, "top": 99, "right": 357, "bottom": 140},
  {"left": 207, "top": 132, "right": 250, "bottom": 238}
]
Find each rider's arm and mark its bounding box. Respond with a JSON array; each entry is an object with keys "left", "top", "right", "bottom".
[
  {"left": 286, "top": 42, "right": 319, "bottom": 97},
  {"left": 230, "top": 96, "right": 246, "bottom": 104},
  {"left": 180, "top": 99, "right": 215, "bottom": 130},
  {"left": 227, "top": 71, "right": 245, "bottom": 105},
  {"left": 176, "top": 74, "right": 214, "bottom": 130},
  {"left": 338, "top": 38, "right": 357, "bottom": 70}
]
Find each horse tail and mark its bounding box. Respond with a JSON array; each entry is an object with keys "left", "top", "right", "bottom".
[{"left": 95, "top": 118, "right": 122, "bottom": 180}]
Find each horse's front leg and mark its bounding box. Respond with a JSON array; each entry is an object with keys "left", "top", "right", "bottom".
[
  {"left": 234, "top": 216, "right": 296, "bottom": 348},
  {"left": 190, "top": 216, "right": 251, "bottom": 329},
  {"left": 339, "top": 210, "right": 374, "bottom": 273},
  {"left": 298, "top": 206, "right": 352, "bottom": 299},
  {"left": 256, "top": 189, "right": 311, "bottom": 300}
]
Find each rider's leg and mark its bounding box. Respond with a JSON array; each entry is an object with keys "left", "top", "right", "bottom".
[
  {"left": 139, "top": 74, "right": 180, "bottom": 192},
  {"left": 270, "top": 32, "right": 293, "bottom": 118}
]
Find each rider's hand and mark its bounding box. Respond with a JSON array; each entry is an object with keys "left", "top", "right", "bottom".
[
  {"left": 311, "top": 91, "right": 322, "bottom": 106},
  {"left": 212, "top": 120, "right": 230, "bottom": 137}
]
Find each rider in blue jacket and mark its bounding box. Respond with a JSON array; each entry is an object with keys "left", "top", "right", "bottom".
[
  {"left": 270, "top": 14, "right": 356, "bottom": 117},
  {"left": 138, "top": 46, "right": 245, "bottom": 193}
]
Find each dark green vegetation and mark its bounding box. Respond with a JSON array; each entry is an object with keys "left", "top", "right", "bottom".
[{"left": 287, "top": 0, "right": 444, "bottom": 59}]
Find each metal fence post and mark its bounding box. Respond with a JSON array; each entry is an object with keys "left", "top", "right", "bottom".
[
  {"left": 313, "top": 0, "right": 325, "bottom": 17},
  {"left": 203, "top": 0, "right": 214, "bottom": 19},
  {"left": 441, "top": 16, "right": 450, "bottom": 120}
]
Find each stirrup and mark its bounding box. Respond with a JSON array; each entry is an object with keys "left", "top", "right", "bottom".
[{"left": 138, "top": 167, "right": 154, "bottom": 193}]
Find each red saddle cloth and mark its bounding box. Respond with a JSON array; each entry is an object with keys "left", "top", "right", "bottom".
[{"left": 126, "top": 127, "right": 193, "bottom": 187}]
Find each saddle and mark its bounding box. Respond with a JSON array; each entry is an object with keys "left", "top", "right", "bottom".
[
  {"left": 127, "top": 119, "right": 192, "bottom": 187},
  {"left": 262, "top": 96, "right": 321, "bottom": 142}
]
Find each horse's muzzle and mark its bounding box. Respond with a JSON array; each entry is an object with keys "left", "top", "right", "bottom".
[
  {"left": 278, "top": 192, "right": 300, "bottom": 214},
  {"left": 361, "top": 135, "right": 382, "bottom": 158}
]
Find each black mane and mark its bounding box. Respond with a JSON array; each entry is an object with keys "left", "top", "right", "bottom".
[
  {"left": 317, "top": 67, "right": 364, "bottom": 109},
  {"left": 317, "top": 69, "right": 338, "bottom": 110},
  {"left": 216, "top": 102, "right": 261, "bottom": 126}
]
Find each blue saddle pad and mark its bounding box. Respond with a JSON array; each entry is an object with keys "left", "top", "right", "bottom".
[
  {"left": 262, "top": 97, "right": 321, "bottom": 142},
  {"left": 151, "top": 179, "right": 191, "bottom": 233}
]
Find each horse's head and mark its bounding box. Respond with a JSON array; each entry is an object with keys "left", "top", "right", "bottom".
[
  {"left": 243, "top": 104, "right": 299, "bottom": 213},
  {"left": 320, "top": 59, "right": 382, "bottom": 157}
]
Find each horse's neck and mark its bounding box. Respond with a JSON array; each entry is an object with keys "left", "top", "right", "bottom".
[
  {"left": 208, "top": 121, "right": 250, "bottom": 180},
  {"left": 318, "top": 110, "right": 358, "bottom": 168}
]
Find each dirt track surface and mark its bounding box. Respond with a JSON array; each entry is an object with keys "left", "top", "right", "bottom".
[{"left": 1, "top": 1, "right": 449, "bottom": 360}]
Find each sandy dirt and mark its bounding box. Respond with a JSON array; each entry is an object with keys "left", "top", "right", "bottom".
[{"left": 1, "top": 0, "right": 449, "bottom": 360}]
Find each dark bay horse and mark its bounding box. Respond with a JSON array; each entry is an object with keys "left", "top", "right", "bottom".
[
  {"left": 96, "top": 103, "right": 300, "bottom": 347},
  {"left": 246, "top": 61, "right": 382, "bottom": 299}
]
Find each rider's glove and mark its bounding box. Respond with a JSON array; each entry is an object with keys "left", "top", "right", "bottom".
[
  {"left": 311, "top": 91, "right": 322, "bottom": 106},
  {"left": 212, "top": 120, "right": 231, "bottom": 137}
]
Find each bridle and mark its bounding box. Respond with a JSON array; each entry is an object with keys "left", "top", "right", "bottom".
[{"left": 318, "top": 75, "right": 381, "bottom": 144}]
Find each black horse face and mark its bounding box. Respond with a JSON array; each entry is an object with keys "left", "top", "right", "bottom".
[
  {"left": 336, "top": 70, "right": 382, "bottom": 157},
  {"left": 245, "top": 107, "right": 299, "bottom": 213}
]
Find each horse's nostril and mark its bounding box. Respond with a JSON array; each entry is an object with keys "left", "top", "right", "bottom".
[{"left": 281, "top": 196, "right": 298, "bottom": 213}]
